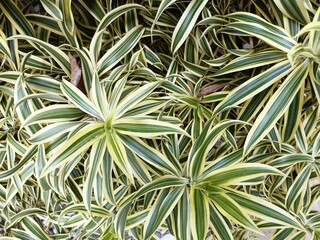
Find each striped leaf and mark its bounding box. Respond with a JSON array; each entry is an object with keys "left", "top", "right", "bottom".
[
  {"left": 151, "top": 0, "right": 176, "bottom": 32},
  {"left": 40, "top": 0, "right": 63, "bottom": 21},
  {"left": 244, "top": 60, "right": 309, "bottom": 154},
  {"left": 203, "top": 149, "right": 243, "bottom": 176},
  {"left": 174, "top": 189, "right": 191, "bottom": 240},
  {"left": 115, "top": 81, "right": 159, "bottom": 118},
  {"left": 209, "top": 203, "right": 233, "bottom": 240},
  {"left": 213, "top": 60, "right": 292, "bottom": 114},
  {"left": 269, "top": 154, "right": 313, "bottom": 168},
  {"left": 59, "top": 203, "right": 110, "bottom": 219},
  {"left": 133, "top": 176, "right": 187, "bottom": 200},
  {"left": 61, "top": 80, "right": 101, "bottom": 119},
  {"left": 83, "top": 138, "right": 107, "bottom": 212},
  {"left": 96, "top": 4, "right": 146, "bottom": 32},
  {"left": 285, "top": 165, "right": 312, "bottom": 210},
  {"left": 113, "top": 118, "right": 187, "bottom": 138},
  {"left": 188, "top": 120, "right": 247, "bottom": 180},
  {"left": 171, "top": 0, "right": 208, "bottom": 54},
  {"left": 227, "top": 21, "right": 296, "bottom": 52},
  {"left": 282, "top": 87, "right": 304, "bottom": 141},
  {"left": 29, "top": 122, "right": 82, "bottom": 144},
  {"left": 106, "top": 131, "right": 134, "bottom": 183},
  {"left": 22, "top": 105, "right": 84, "bottom": 126},
  {"left": 42, "top": 124, "right": 105, "bottom": 176},
  {"left": 143, "top": 187, "right": 185, "bottom": 239},
  {"left": 211, "top": 193, "right": 260, "bottom": 234},
  {"left": 274, "top": 0, "right": 310, "bottom": 24},
  {"left": 91, "top": 73, "right": 109, "bottom": 120},
  {"left": 21, "top": 217, "right": 50, "bottom": 240},
  {"left": 0, "top": 0, "right": 35, "bottom": 36},
  {"left": 119, "top": 135, "right": 180, "bottom": 175},
  {"left": 214, "top": 50, "right": 287, "bottom": 76},
  {"left": 190, "top": 188, "right": 209, "bottom": 240},
  {"left": 61, "top": 0, "right": 74, "bottom": 34},
  {"left": 97, "top": 25, "right": 145, "bottom": 76},
  {"left": 227, "top": 189, "right": 303, "bottom": 229},
  {"left": 125, "top": 209, "right": 149, "bottom": 230},
  {"left": 0, "top": 145, "right": 37, "bottom": 181},
  {"left": 228, "top": 12, "right": 294, "bottom": 38},
  {"left": 9, "top": 35, "right": 70, "bottom": 75},
  {"left": 199, "top": 163, "right": 282, "bottom": 186}
]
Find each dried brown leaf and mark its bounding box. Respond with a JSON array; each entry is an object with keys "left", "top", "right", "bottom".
[
  {"left": 198, "top": 84, "right": 227, "bottom": 98},
  {"left": 68, "top": 52, "right": 85, "bottom": 93}
]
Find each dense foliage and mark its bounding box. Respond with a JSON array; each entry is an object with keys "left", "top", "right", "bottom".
[{"left": 0, "top": 0, "right": 320, "bottom": 239}]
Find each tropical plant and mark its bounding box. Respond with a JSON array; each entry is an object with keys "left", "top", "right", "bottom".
[{"left": 0, "top": 0, "right": 319, "bottom": 240}]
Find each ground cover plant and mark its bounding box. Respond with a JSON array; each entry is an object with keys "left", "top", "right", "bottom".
[{"left": 0, "top": 0, "right": 320, "bottom": 239}]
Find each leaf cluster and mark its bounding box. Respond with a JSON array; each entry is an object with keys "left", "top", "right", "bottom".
[{"left": 0, "top": 0, "right": 319, "bottom": 239}]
